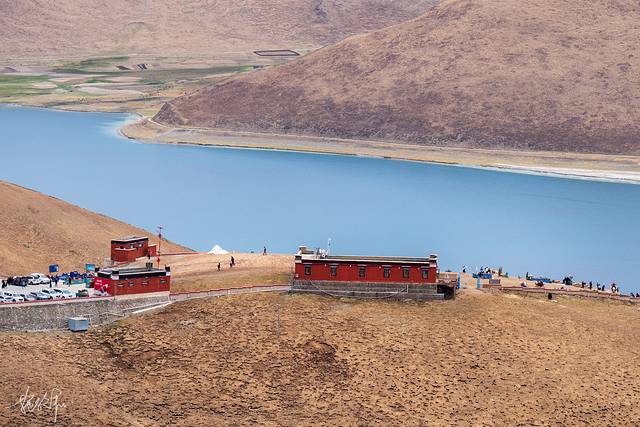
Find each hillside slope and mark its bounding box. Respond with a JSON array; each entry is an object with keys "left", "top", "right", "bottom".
[
  {"left": 1, "top": 291, "right": 640, "bottom": 424},
  {"left": 0, "top": 181, "right": 189, "bottom": 276},
  {"left": 156, "top": 0, "right": 640, "bottom": 154},
  {"left": 0, "top": 0, "right": 435, "bottom": 60}
]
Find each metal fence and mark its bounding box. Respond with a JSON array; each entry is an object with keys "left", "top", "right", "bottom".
[{"left": 169, "top": 284, "right": 291, "bottom": 302}]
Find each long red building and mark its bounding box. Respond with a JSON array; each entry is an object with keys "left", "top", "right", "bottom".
[
  {"left": 293, "top": 246, "right": 455, "bottom": 300},
  {"left": 94, "top": 264, "right": 170, "bottom": 296},
  {"left": 110, "top": 236, "right": 157, "bottom": 263}
]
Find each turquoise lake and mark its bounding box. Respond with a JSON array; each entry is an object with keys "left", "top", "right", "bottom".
[{"left": 1, "top": 105, "right": 639, "bottom": 291}]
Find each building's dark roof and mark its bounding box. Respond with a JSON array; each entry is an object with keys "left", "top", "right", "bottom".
[
  {"left": 111, "top": 235, "right": 148, "bottom": 244},
  {"left": 296, "top": 253, "right": 437, "bottom": 266},
  {"left": 98, "top": 266, "right": 167, "bottom": 279}
]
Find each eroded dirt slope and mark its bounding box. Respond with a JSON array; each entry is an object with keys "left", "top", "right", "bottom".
[{"left": 1, "top": 290, "right": 639, "bottom": 425}]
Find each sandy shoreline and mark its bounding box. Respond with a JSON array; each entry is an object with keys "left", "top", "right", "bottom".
[
  {"left": 121, "top": 117, "right": 640, "bottom": 184},
  {"left": 4, "top": 101, "right": 640, "bottom": 184}
]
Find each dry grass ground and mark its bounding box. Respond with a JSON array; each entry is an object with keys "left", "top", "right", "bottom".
[
  {"left": 0, "top": 0, "right": 435, "bottom": 61},
  {"left": 129, "top": 253, "right": 294, "bottom": 292},
  {"left": 0, "top": 180, "right": 189, "bottom": 276},
  {"left": 0, "top": 1, "right": 436, "bottom": 116},
  {"left": 156, "top": 0, "right": 640, "bottom": 154},
  {"left": 1, "top": 290, "right": 639, "bottom": 425}
]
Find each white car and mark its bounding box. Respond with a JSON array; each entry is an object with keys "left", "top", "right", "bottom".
[
  {"left": 19, "top": 293, "right": 38, "bottom": 302},
  {"left": 41, "top": 289, "right": 63, "bottom": 299},
  {"left": 55, "top": 288, "right": 75, "bottom": 299},
  {"left": 28, "top": 273, "right": 51, "bottom": 285},
  {"left": 0, "top": 291, "right": 24, "bottom": 303}
]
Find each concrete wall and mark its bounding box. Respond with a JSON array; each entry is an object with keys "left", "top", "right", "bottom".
[
  {"left": 292, "top": 280, "right": 454, "bottom": 301},
  {"left": 0, "top": 293, "right": 170, "bottom": 331}
]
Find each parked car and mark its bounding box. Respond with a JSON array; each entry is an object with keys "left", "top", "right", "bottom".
[
  {"left": 11, "top": 276, "right": 30, "bottom": 287},
  {"left": 0, "top": 296, "right": 11, "bottom": 303},
  {"left": 55, "top": 289, "right": 75, "bottom": 299},
  {"left": 30, "top": 291, "right": 52, "bottom": 301},
  {"left": 76, "top": 289, "right": 90, "bottom": 298},
  {"left": 28, "top": 273, "right": 51, "bottom": 285},
  {"left": 19, "top": 293, "right": 38, "bottom": 302},
  {"left": 41, "top": 289, "right": 62, "bottom": 299},
  {"left": 1, "top": 291, "right": 24, "bottom": 302}
]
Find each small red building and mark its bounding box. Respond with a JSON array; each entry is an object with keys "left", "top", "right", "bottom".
[
  {"left": 94, "top": 264, "right": 170, "bottom": 296},
  {"left": 110, "top": 236, "right": 157, "bottom": 263},
  {"left": 293, "top": 246, "right": 455, "bottom": 300}
]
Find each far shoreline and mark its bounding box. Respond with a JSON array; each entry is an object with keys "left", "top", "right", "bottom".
[
  {"left": 121, "top": 116, "right": 640, "bottom": 185},
  {"left": 3, "top": 102, "right": 640, "bottom": 185}
]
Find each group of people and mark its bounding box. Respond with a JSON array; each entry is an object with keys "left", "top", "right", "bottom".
[
  {"left": 217, "top": 256, "right": 236, "bottom": 271},
  {"left": 560, "top": 277, "right": 640, "bottom": 298},
  {"left": 215, "top": 247, "right": 267, "bottom": 271},
  {"left": 575, "top": 279, "right": 620, "bottom": 294}
]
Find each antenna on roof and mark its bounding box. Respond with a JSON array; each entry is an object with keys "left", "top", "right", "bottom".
[{"left": 327, "top": 238, "right": 332, "bottom": 256}]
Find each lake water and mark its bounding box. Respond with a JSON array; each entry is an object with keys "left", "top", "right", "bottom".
[{"left": 1, "top": 105, "right": 639, "bottom": 291}]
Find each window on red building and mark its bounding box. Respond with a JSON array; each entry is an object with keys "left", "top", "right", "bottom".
[
  {"left": 383, "top": 267, "right": 390, "bottom": 278},
  {"left": 304, "top": 265, "right": 311, "bottom": 276},
  {"left": 330, "top": 265, "right": 337, "bottom": 277},
  {"left": 402, "top": 268, "right": 410, "bottom": 279},
  {"left": 421, "top": 269, "right": 429, "bottom": 279},
  {"left": 358, "top": 266, "right": 366, "bottom": 278}
]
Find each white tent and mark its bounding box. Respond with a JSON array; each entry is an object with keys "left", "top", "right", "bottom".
[{"left": 208, "top": 244, "right": 229, "bottom": 255}]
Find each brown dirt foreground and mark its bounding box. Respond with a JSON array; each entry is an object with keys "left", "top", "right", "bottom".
[{"left": 2, "top": 290, "right": 640, "bottom": 425}]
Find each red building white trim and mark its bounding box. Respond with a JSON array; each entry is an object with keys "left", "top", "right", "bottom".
[
  {"left": 95, "top": 265, "right": 170, "bottom": 296},
  {"left": 110, "top": 236, "right": 157, "bottom": 263},
  {"left": 294, "top": 246, "right": 438, "bottom": 284}
]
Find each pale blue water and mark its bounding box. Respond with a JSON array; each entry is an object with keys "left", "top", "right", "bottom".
[{"left": 1, "top": 105, "right": 639, "bottom": 292}]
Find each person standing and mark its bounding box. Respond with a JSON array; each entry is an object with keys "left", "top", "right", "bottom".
[
  {"left": 231, "top": 256, "right": 235, "bottom": 267},
  {"left": 217, "top": 262, "right": 221, "bottom": 271},
  {"left": 263, "top": 246, "right": 267, "bottom": 256}
]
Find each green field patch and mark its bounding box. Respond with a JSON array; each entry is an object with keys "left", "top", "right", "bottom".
[
  {"left": 0, "top": 74, "right": 50, "bottom": 84},
  {"left": 77, "top": 56, "right": 129, "bottom": 68},
  {"left": 54, "top": 56, "right": 130, "bottom": 73},
  {"left": 0, "top": 75, "right": 54, "bottom": 97}
]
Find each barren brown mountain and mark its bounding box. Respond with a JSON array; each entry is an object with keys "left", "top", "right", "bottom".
[
  {"left": 0, "top": 181, "right": 189, "bottom": 276},
  {"left": 0, "top": 0, "right": 436, "bottom": 60},
  {"left": 156, "top": 0, "right": 640, "bottom": 154}
]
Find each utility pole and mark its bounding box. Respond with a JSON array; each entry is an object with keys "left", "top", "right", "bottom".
[{"left": 157, "top": 225, "right": 163, "bottom": 268}]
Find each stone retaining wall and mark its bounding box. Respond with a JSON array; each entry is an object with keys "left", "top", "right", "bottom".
[
  {"left": 292, "top": 280, "right": 455, "bottom": 301},
  {"left": 0, "top": 293, "right": 170, "bottom": 331}
]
